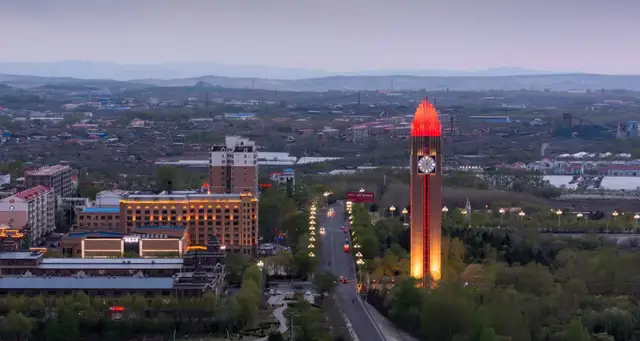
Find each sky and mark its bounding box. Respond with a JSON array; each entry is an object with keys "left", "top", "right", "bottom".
[{"left": 0, "top": 0, "right": 638, "bottom": 74}]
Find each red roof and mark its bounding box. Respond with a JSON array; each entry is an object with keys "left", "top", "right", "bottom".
[
  {"left": 411, "top": 98, "right": 441, "bottom": 137},
  {"left": 15, "top": 185, "right": 50, "bottom": 201}
]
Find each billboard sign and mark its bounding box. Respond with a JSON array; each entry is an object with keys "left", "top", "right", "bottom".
[{"left": 346, "top": 191, "right": 375, "bottom": 203}]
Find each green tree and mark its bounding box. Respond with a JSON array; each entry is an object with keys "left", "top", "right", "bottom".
[
  {"left": 1, "top": 310, "right": 33, "bottom": 341},
  {"left": 268, "top": 331, "right": 286, "bottom": 341},
  {"left": 313, "top": 271, "right": 339, "bottom": 294},
  {"left": 564, "top": 319, "right": 592, "bottom": 341}
]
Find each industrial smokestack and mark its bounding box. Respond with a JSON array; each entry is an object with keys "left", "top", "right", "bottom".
[{"left": 167, "top": 181, "right": 173, "bottom": 195}]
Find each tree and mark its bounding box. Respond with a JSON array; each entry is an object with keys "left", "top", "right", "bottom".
[
  {"left": 313, "top": 271, "right": 339, "bottom": 294},
  {"left": 1, "top": 310, "right": 33, "bottom": 341},
  {"left": 268, "top": 331, "right": 286, "bottom": 341},
  {"left": 564, "top": 319, "right": 592, "bottom": 341}
]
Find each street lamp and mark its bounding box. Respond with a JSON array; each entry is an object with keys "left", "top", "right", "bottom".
[
  {"left": 309, "top": 237, "right": 315, "bottom": 242},
  {"left": 555, "top": 209, "right": 562, "bottom": 225},
  {"left": 356, "top": 258, "right": 365, "bottom": 265},
  {"left": 355, "top": 252, "right": 363, "bottom": 258},
  {"left": 442, "top": 206, "right": 449, "bottom": 219},
  {"left": 359, "top": 188, "right": 366, "bottom": 193},
  {"left": 635, "top": 214, "right": 640, "bottom": 227},
  {"left": 612, "top": 211, "right": 619, "bottom": 219},
  {"left": 354, "top": 243, "right": 361, "bottom": 249},
  {"left": 518, "top": 211, "right": 525, "bottom": 220},
  {"left": 389, "top": 206, "right": 397, "bottom": 217},
  {"left": 309, "top": 252, "right": 315, "bottom": 257},
  {"left": 308, "top": 243, "right": 315, "bottom": 249},
  {"left": 401, "top": 208, "right": 408, "bottom": 215},
  {"left": 498, "top": 208, "right": 506, "bottom": 223},
  {"left": 257, "top": 260, "right": 264, "bottom": 270}
]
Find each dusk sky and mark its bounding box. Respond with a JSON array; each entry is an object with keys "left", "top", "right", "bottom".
[{"left": 1, "top": 0, "right": 638, "bottom": 74}]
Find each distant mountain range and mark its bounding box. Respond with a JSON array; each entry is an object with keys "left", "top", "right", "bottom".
[
  {"left": 0, "top": 61, "right": 562, "bottom": 80},
  {"left": 1, "top": 62, "right": 640, "bottom": 92}
]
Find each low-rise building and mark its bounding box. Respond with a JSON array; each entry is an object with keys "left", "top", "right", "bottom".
[
  {"left": 61, "top": 225, "right": 189, "bottom": 258},
  {"left": 0, "top": 186, "right": 55, "bottom": 245},
  {"left": 75, "top": 207, "right": 122, "bottom": 233},
  {"left": 120, "top": 191, "right": 258, "bottom": 254}
]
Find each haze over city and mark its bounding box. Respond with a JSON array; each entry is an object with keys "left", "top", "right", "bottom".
[{"left": 1, "top": 0, "right": 639, "bottom": 77}]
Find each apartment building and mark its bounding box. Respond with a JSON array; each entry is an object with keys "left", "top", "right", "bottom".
[
  {"left": 119, "top": 191, "right": 258, "bottom": 254},
  {"left": 0, "top": 186, "right": 55, "bottom": 245},
  {"left": 25, "top": 165, "right": 74, "bottom": 199},
  {"left": 209, "top": 136, "right": 259, "bottom": 195}
]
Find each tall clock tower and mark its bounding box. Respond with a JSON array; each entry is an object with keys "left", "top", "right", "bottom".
[{"left": 409, "top": 98, "right": 442, "bottom": 287}]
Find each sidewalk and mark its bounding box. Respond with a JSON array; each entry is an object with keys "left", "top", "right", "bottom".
[
  {"left": 256, "top": 295, "right": 289, "bottom": 341},
  {"left": 363, "top": 302, "right": 419, "bottom": 341}
]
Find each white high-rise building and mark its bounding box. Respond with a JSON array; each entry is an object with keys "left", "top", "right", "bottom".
[{"left": 209, "top": 136, "right": 259, "bottom": 195}]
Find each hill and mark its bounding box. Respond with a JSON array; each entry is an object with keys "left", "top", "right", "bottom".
[
  {"left": 133, "top": 73, "right": 640, "bottom": 91},
  {"left": 2, "top": 73, "right": 640, "bottom": 92},
  {"left": 0, "top": 61, "right": 557, "bottom": 80},
  {"left": 0, "top": 74, "right": 151, "bottom": 90}
]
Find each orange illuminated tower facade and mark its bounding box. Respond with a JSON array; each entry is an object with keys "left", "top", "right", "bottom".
[{"left": 409, "top": 98, "right": 442, "bottom": 287}]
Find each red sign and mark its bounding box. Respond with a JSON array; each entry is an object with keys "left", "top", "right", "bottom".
[
  {"left": 259, "top": 183, "right": 273, "bottom": 189},
  {"left": 346, "top": 191, "right": 375, "bottom": 203}
]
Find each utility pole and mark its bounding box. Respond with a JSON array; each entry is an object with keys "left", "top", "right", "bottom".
[
  {"left": 357, "top": 91, "right": 361, "bottom": 105},
  {"left": 290, "top": 314, "right": 295, "bottom": 341}
]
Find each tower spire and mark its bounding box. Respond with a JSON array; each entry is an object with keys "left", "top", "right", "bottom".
[{"left": 411, "top": 98, "right": 441, "bottom": 137}]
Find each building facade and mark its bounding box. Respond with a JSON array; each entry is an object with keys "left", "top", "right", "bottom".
[
  {"left": 119, "top": 192, "right": 258, "bottom": 254},
  {"left": 25, "top": 165, "right": 74, "bottom": 199},
  {"left": 0, "top": 186, "right": 55, "bottom": 245},
  {"left": 75, "top": 207, "right": 122, "bottom": 232},
  {"left": 209, "top": 136, "right": 259, "bottom": 195},
  {"left": 409, "top": 99, "right": 443, "bottom": 287}
]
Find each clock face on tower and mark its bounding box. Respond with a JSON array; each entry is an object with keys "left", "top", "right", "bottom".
[{"left": 417, "top": 156, "right": 437, "bottom": 174}]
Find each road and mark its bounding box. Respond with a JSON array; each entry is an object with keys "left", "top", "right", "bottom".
[{"left": 318, "top": 203, "right": 386, "bottom": 341}]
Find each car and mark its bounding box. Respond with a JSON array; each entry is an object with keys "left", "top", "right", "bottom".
[
  {"left": 304, "top": 291, "right": 312, "bottom": 296},
  {"left": 275, "top": 290, "right": 282, "bottom": 295},
  {"left": 340, "top": 277, "right": 349, "bottom": 284},
  {"left": 343, "top": 229, "right": 348, "bottom": 233},
  {"left": 319, "top": 227, "right": 326, "bottom": 235},
  {"left": 269, "top": 289, "right": 275, "bottom": 295},
  {"left": 340, "top": 225, "right": 345, "bottom": 230}
]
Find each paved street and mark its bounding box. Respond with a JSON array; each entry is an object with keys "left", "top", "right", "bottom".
[{"left": 318, "top": 204, "right": 386, "bottom": 341}]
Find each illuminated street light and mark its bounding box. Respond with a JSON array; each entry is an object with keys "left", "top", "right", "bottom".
[
  {"left": 499, "top": 208, "right": 506, "bottom": 223},
  {"left": 309, "top": 252, "right": 315, "bottom": 257},
  {"left": 518, "top": 211, "right": 525, "bottom": 220},
  {"left": 461, "top": 209, "right": 467, "bottom": 216},
  {"left": 310, "top": 231, "right": 316, "bottom": 236},
  {"left": 555, "top": 209, "right": 562, "bottom": 224},
  {"left": 354, "top": 244, "right": 361, "bottom": 248},
  {"left": 309, "top": 237, "right": 316, "bottom": 242},
  {"left": 576, "top": 212, "right": 583, "bottom": 218},
  {"left": 346, "top": 201, "right": 353, "bottom": 206},
  {"left": 308, "top": 243, "right": 315, "bottom": 249},
  {"left": 442, "top": 206, "right": 449, "bottom": 219},
  {"left": 355, "top": 252, "right": 363, "bottom": 258},
  {"left": 612, "top": 211, "right": 619, "bottom": 219},
  {"left": 359, "top": 188, "right": 366, "bottom": 193},
  {"left": 356, "top": 259, "right": 365, "bottom": 265},
  {"left": 257, "top": 260, "right": 264, "bottom": 270},
  {"left": 309, "top": 226, "right": 316, "bottom": 231},
  {"left": 389, "top": 206, "right": 397, "bottom": 217},
  {"left": 401, "top": 208, "right": 408, "bottom": 215}
]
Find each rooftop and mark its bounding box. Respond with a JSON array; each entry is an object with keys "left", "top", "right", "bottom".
[
  {"left": 122, "top": 193, "right": 246, "bottom": 201},
  {"left": 0, "top": 277, "right": 176, "bottom": 290},
  {"left": 26, "top": 165, "right": 71, "bottom": 176},
  {"left": 38, "top": 257, "right": 183, "bottom": 270},
  {"left": 14, "top": 185, "right": 50, "bottom": 201},
  {"left": 136, "top": 226, "right": 185, "bottom": 230},
  {"left": 81, "top": 207, "right": 120, "bottom": 214},
  {"left": 0, "top": 252, "right": 41, "bottom": 260},
  {"left": 66, "top": 231, "right": 123, "bottom": 239},
  {"left": 411, "top": 98, "right": 441, "bottom": 137}
]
